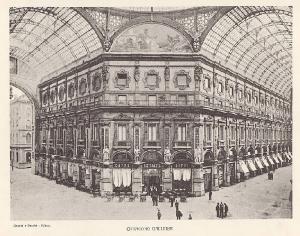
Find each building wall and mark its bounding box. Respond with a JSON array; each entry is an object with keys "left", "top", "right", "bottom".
[
  {"left": 10, "top": 95, "right": 33, "bottom": 168},
  {"left": 35, "top": 54, "right": 292, "bottom": 195}
]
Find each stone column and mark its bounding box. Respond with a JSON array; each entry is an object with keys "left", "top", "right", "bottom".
[
  {"left": 192, "top": 165, "right": 205, "bottom": 196},
  {"left": 162, "top": 166, "right": 172, "bottom": 191},
  {"left": 212, "top": 119, "right": 219, "bottom": 191},
  {"left": 101, "top": 166, "right": 113, "bottom": 195},
  {"left": 132, "top": 166, "right": 143, "bottom": 194}
]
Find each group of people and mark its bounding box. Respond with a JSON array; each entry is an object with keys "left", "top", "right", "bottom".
[
  {"left": 157, "top": 197, "right": 193, "bottom": 220},
  {"left": 216, "top": 202, "right": 229, "bottom": 218}
]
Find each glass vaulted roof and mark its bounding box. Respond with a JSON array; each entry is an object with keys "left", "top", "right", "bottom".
[
  {"left": 201, "top": 6, "right": 292, "bottom": 98},
  {"left": 10, "top": 7, "right": 102, "bottom": 78}
]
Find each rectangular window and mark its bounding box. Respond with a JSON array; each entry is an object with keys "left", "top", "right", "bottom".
[
  {"left": 92, "top": 124, "right": 98, "bottom": 141},
  {"left": 50, "top": 128, "right": 54, "bottom": 139},
  {"left": 148, "top": 95, "right": 157, "bottom": 106},
  {"left": 101, "top": 127, "right": 109, "bottom": 148},
  {"left": 117, "top": 73, "right": 127, "bottom": 86},
  {"left": 177, "top": 124, "right": 187, "bottom": 141},
  {"left": 240, "top": 127, "right": 245, "bottom": 140},
  {"left": 148, "top": 123, "right": 158, "bottom": 141},
  {"left": 231, "top": 126, "right": 235, "bottom": 140},
  {"left": 247, "top": 128, "right": 252, "bottom": 140},
  {"left": 57, "top": 127, "right": 63, "bottom": 140},
  {"left": 79, "top": 125, "right": 85, "bottom": 140},
  {"left": 134, "top": 127, "right": 140, "bottom": 149},
  {"left": 178, "top": 95, "right": 187, "bottom": 105},
  {"left": 204, "top": 77, "right": 210, "bottom": 89},
  {"left": 194, "top": 127, "right": 200, "bottom": 148},
  {"left": 205, "top": 124, "right": 212, "bottom": 141},
  {"left": 118, "top": 95, "right": 127, "bottom": 104},
  {"left": 229, "top": 86, "right": 234, "bottom": 97},
  {"left": 118, "top": 124, "right": 127, "bottom": 141},
  {"left": 218, "top": 82, "right": 223, "bottom": 93},
  {"left": 218, "top": 125, "right": 224, "bottom": 140}
]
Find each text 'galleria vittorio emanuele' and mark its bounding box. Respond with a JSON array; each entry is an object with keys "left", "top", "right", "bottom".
[{"left": 10, "top": 6, "right": 292, "bottom": 219}]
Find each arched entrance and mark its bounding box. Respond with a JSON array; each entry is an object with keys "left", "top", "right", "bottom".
[
  {"left": 172, "top": 151, "right": 192, "bottom": 193},
  {"left": 141, "top": 151, "right": 163, "bottom": 195}
]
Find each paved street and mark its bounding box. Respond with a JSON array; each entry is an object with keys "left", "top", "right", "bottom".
[{"left": 10, "top": 166, "right": 292, "bottom": 220}]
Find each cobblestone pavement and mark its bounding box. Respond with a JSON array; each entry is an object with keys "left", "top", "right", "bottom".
[{"left": 10, "top": 165, "right": 292, "bottom": 220}]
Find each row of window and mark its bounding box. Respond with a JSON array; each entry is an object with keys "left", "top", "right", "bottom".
[{"left": 42, "top": 124, "right": 291, "bottom": 148}]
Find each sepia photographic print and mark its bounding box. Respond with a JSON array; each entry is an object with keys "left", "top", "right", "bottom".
[{"left": 2, "top": 1, "right": 297, "bottom": 235}]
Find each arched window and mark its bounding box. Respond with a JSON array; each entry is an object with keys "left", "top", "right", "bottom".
[{"left": 26, "top": 133, "right": 31, "bottom": 144}]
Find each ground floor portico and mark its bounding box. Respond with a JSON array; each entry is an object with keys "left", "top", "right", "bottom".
[
  {"left": 34, "top": 150, "right": 292, "bottom": 198},
  {"left": 11, "top": 164, "right": 292, "bottom": 220}
]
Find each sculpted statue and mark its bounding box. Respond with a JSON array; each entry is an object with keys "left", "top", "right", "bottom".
[
  {"left": 134, "top": 147, "right": 140, "bottom": 162},
  {"left": 103, "top": 146, "right": 110, "bottom": 162},
  {"left": 164, "top": 146, "right": 172, "bottom": 163},
  {"left": 194, "top": 146, "right": 202, "bottom": 163}
]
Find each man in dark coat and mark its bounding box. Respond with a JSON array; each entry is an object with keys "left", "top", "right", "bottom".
[
  {"left": 176, "top": 210, "right": 183, "bottom": 220},
  {"left": 220, "top": 202, "right": 224, "bottom": 218},
  {"left": 157, "top": 209, "right": 161, "bottom": 220},
  {"left": 152, "top": 195, "right": 155, "bottom": 206},
  {"left": 216, "top": 203, "right": 220, "bottom": 217},
  {"left": 170, "top": 195, "right": 174, "bottom": 207},
  {"left": 224, "top": 203, "right": 228, "bottom": 217},
  {"left": 175, "top": 200, "right": 179, "bottom": 211},
  {"left": 209, "top": 190, "right": 212, "bottom": 200}
]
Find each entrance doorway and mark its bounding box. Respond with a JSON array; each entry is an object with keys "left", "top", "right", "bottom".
[
  {"left": 143, "top": 170, "right": 161, "bottom": 195},
  {"left": 203, "top": 168, "right": 212, "bottom": 192}
]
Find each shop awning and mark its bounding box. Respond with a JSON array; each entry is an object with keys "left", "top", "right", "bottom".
[
  {"left": 247, "top": 160, "right": 257, "bottom": 172},
  {"left": 272, "top": 154, "right": 280, "bottom": 164},
  {"left": 254, "top": 158, "right": 264, "bottom": 169},
  {"left": 267, "top": 156, "right": 275, "bottom": 165},
  {"left": 239, "top": 160, "right": 249, "bottom": 174},
  {"left": 261, "top": 157, "right": 269, "bottom": 167},
  {"left": 277, "top": 153, "right": 284, "bottom": 162}
]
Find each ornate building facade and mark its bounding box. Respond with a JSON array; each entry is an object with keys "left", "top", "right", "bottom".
[
  {"left": 9, "top": 6, "right": 291, "bottom": 196},
  {"left": 34, "top": 53, "right": 292, "bottom": 196}
]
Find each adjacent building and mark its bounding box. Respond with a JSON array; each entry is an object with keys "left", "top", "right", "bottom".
[{"left": 10, "top": 94, "right": 34, "bottom": 168}]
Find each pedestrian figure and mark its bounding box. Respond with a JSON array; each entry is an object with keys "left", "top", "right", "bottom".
[
  {"left": 209, "top": 190, "right": 212, "bottom": 200},
  {"left": 175, "top": 200, "right": 179, "bottom": 211},
  {"left": 157, "top": 209, "right": 161, "bottom": 220},
  {"left": 155, "top": 194, "right": 158, "bottom": 206},
  {"left": 152, "top": 195, "right": 155, "bottom": 206},
  {"left": 170, "top": 195, "right": 174, "bottom": 207},
  {"left": 216, "top": 203, "right": 220, "bottom": 218},
  {"left": 224, "top": 203, "right": 228, "bottom": 217},
  {"left": 220, "top": 202, "right": 224, "bottom": 219},
  {"left": 188, "top": 213, "right": 192, "bottom": 220},
  {"left": 176, "top": 210, "right": 182, "bottom": 220}
]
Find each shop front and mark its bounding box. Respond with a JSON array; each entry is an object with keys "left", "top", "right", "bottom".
[
  {"left": 254, "top": 157, "right": 264, "bottom": 174},
  {"left": 228, "top": 148, "right": 237, "bottom": 184},
  {"left": 246, "top": 159, "right": 257, "bottom": 177},
  {"left": 261, "top": 155, "right": 270, "bottom": 171},
  {"left": 203, "top": 150, "right": 214, "bottom": 192},
  {"left": 112, "top": 151, "right": 133, "bottom": 194},
  {"left": 142, "top": 151, "right": 163, "bottom": 195},
  {"left": 172, "top": 152, "right": 192, "bottom": 194},
  {"left": 271, "top": 153, "right": 280, "bottom": 168},
  {"left": 238, "top": 160, "right": 250, "bottom": 181},
  {"left": 217, "top": 148, "right": 226, "bottom": 187},
  {"left": 266, "top": 155, "right": 275, "bottom": 171}
]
